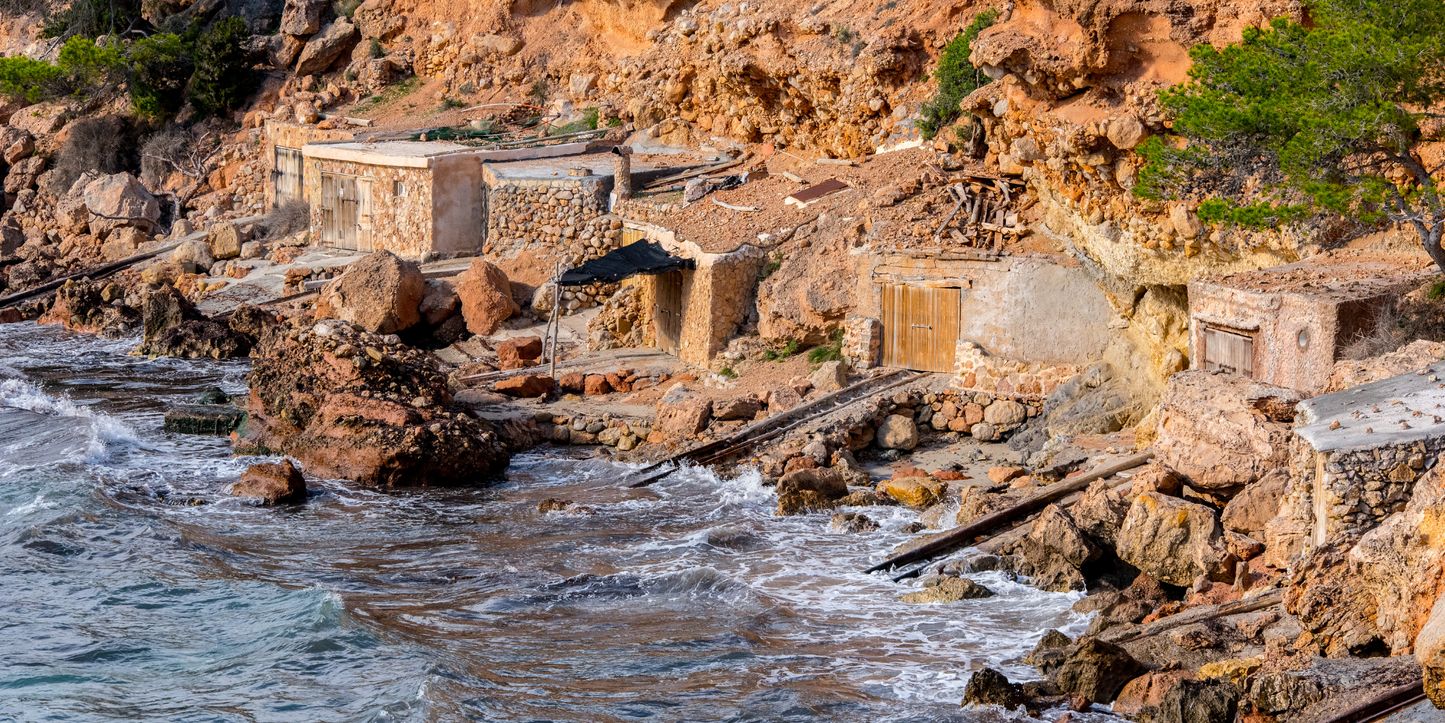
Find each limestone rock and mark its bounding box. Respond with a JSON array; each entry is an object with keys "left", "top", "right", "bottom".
[
  {"left": 280, "top": 0, "right": 326, "bottom": 35},
  {"left": 776, "top": 467, "right": 847, "bottom": 499},
  {"left": 766, "top": 385, "right": 802, "bottom": 412},
  {"left": 656, "top": 395, "right": 712, "bottom": 438},
  {"left": 1106, "top": 115, "right": 1146, "bottom": 150},
  {"left": 295, "top": 19, "right": 358, "bottom": 77},
  {"left": 1154, "top": 679, "right": 1238, "bottom": 723},
  {"left": 776, "top": 489, "right": 836, "bottom": 516},
  {"left": 1117, "top": 491, "right": 1235, "bottom": 587},
  {"left": 809, "top": 360, "right": 848, "bottom": 392},
  {"left": 1072, "top": 477, "right": 1130, "bottom": 547},
  {"left": 474, "top": 33, "right": 523, "bottom": 56},
  {"left": 497, "top": 336, "right": 543, "bottom": 370},
  {"left": 1055, "top": 638, "right": 1144, "bottom": 703},
  {"left": 170, "top": 239, "right": 215, "bottom": 269},
  {"left": 456, "top": 258, "right": 519, "bottom": 335},
  {"left": 879, "top": 476, "right": 944, "bottom": 507},
  {"left": 1327, "top": 339, "right": 1445, "bottom": 393},
  {"left": 83, "top": 173, "right": 160, "bottom": 238},
  {"left": 902, "top": 576, "right": 995, "bottom": 604},
  {"left": 494, "top": 374, "right": 553, "bottom": 398},
  {"left": 984, "top": 399, "right": 1026, "bottom": 427},
  {"left": 1114, "top": 671, "right": 1194, "bottom": 717},
  {"left": 1027, "top": 504, "right": 1100, "bottom": 568},
  {"left": 876, "top": 414, "right": 918, "bottom": 450},
  {"left": 1169, "top": 205, "right": 1203, "bottom": 239},
  {"left": 1151, "top": 371, "right": 1299, "bottom": 491},
  {"left": 418, "top": 279, "right": 459, "bottom": 326},
  {"left": 314, "top": 250, "right": 426, "bottom": 333},
  {"left": 713, "top": 396, "right": 762, "bottom": 420},
  {"left": 1221, "top": 469, "right": 1289, "bottom": 538},
  {"left": 208, "top": 220, "right": 248, "bottom": 260},
  {"left": 230, "top": 460, "right": 307, "bottom": 504},
  {"left": 756, "top": 249, "right": 855, "bottom": 346}
]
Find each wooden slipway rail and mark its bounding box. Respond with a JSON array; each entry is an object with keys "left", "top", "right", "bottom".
[
  {"left": 0, "top": 238, "right": 190, "bottom": 309},
  {"left": 863, "top": 452, "right": 1155, "bottom": 575},
  {"left": 624, "top": 368, "right": 925, "bottom": 488},
  {"left": 1313, "top": 682, "right": 1426, "bottom": 723}
]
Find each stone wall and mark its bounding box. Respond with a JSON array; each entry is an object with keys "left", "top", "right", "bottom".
[
  {"left": 1275, "top": 435, "right": 1444, "bottom": 559},
  {"left": 481, "top": 175, "right": 609, "bottom": 261},
  {"left": 842, "top": 314, "right": 881, "bottom": 370},
  {"left": 302, "top": 156, "right": 437, "bottom": 258},
  {"left": 951, "top": 341, "right": 1079, "bottom": 399}
]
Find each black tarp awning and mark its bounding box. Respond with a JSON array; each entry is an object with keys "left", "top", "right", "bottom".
[{"left": 558, "top": 241, "right": 694, "bottom": 287}]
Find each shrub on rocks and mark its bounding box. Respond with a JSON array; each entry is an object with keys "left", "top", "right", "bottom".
[
  {"left": 230, "top": 460, "right": 307, "bottom": 505},
  {"left": 314, "top": 250, "right": 426, "bottom": 334}
]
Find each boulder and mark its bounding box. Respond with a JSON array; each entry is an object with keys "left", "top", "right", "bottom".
[
  {"left": 1055, "top": 638, "right": 1144, "bottom": 703},
  {"left": 879, "top": 476, "right": 945, "bottom": 507},
  {"left": 1154, "top": 679, "right": 1238, "bottom": 723},
  {"left": 1027, "top": 504, "right": 1100, "bottom": 568},
  {"left": 1328, "top": 339, "right": 1445, "bottom": 393},
  {"left": 1151, "top": 371, "right": 1299, "bottom": 491},
  {"left": 713, "top": 396, "right": 762, "bottom": 420},
  {"left": 456, "top": 259, "right": 519, "bottom": 335},
  {"left": 901, "top": 576, "right": 995, "bottom": 603},
  {"left": 230, "top": 460, "right": 307, "bottom": 505},
  {"left": 766, "top": 385, "right": 803, "bottom": 411},
  {"left": 808, "top": 360, "right": 848, "bottom": 392},
  {"left": 418, "top": 279, "right": 459, "bottom": 326},
  {"left": 170, "top": 239, "right": 215, "bottom": 269},
  {"left": 656, "top": 396, "right": 712, "bottom": 438},
  {"left": 776, "top": 468, "right": 847, "bottom": 499},
  {"left": 961, "top": 668, "right": 1025, "bottom": 710},
  {"left": 984, "top": 399, "right": 1027, "bottom": 427},
  {"left": 988, "top": 465, "right": 1025, "bottom": 484},
  {"left": 82, "top": 173, "right": 160, "bottom": 238},
  {"left": 473, "top": 33, "right": 523, "bottom": 56},
  {"left": 1106, "top": 115, "right": 1147, "bottom": 150},
  {"left": 1072, "top": 478, "right": 1130, "bottom": 547},
  {"left": 1221, "top": 468, "right": 1289, "bottom": 538},
  {"left": 497, "top": 336, "right": 543, "bottom": 370},
  {"left": 1117, "top": 491, "right": 1235, "bottom": 587},
  {"left": 584, "top": 374, "right": 611, "bottom": 395},
  {"left": 494, "top": 374, "right": 553, "bottom": 398},
  {"left": 558, "top": 372, "right": 586, "bottom": 393},
  {"left": 1113, "top": 671, "right": 1194, "bottom": 717},
  {"left": 295, "top": 19, "right": 358, "bottom": 76},
  {"left": 876, "top": 414, "right": 919, "bottom": 450},
  {"left": 314, "top": 250, "right": 426, "bottom": 334},
  {"left": 776, "top": 489, "right": 836, "bottom": 516},
  {"left": 208, "top": 221, "right": 248, "bottom": 260},
  {"left": 280, "top": 0, "right": 326, "bottom": 35}
]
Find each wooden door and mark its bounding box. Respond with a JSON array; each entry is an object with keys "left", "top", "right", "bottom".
[
  {"left": 273, "top": 147, "right": 303, "bottom": 205},
  {"left": 1202, "top": 326, "right": 1255, "bottom": 377},
  {"left": 653, "top": 271, "right": 684, "bottom": 356},
  {"left": 320, "top": 172, "right": 360, "bottom": 249},
  {"left": 356, "top": 179, "right": 374, "bottom": 253},
  {"left": 880, "top": 284, "right": 961, "bottom": 372}
]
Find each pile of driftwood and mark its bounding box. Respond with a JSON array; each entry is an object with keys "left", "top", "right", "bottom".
[{"left": 934, "top": 174, "right": 1031, "bottom": 250}]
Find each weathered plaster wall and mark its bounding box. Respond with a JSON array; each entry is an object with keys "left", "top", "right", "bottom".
[
  {"left": 1188, "top": 283, "right": 1345, "bottom": 395},
  {"left": 854, "top": 252, "right": 1115, "bottom": 366},
  {"left": 430, "top": 154, "right": 486, "bottom": 255}
]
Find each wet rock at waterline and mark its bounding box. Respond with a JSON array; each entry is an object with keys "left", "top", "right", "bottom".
[
  {"left": 164, "top": 404, "right": 246, "bottom": 435},
  {"left": 229, "top": 460, "right": 307, "bottom": 505},
  {"left": 962, "top": 668, "right": 1026, "bottom": 711},
  {"left": 900, "top": 576, "right": 995, "bottom": 603}
]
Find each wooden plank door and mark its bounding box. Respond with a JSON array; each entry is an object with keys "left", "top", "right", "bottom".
[
  {"left": 880, "top": 284, "right": 961, "bottom": 372},
  {"left": 319, "top": 173, "right": 337, "bottom": 244},
  {"left": 356, "top": 179, "right": 374, "bottom": 253},
  {"left": 320, "top": 172, "right": 361, "bottom": 249},
  {"left": 653, "top": 271, "right": 684, "bottom": 356},
  {"left": 1203, "top": 326, "right": 1255, "bottom": 377},
  {"left": 273, "top": 147, "right": 303, "bottom": 205}
]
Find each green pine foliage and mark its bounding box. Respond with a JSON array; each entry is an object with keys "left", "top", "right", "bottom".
[
  {"left": 917, "top": 8, "right": 998, "bottom": 141},
  {"left": 1135, "top": 0, "right": 1445, "bottom": 270},
  {"left": 0, "top": 56, "right": 64, "bottom": 103},
  {"left": 129, "top": 33, "right": 194, "bottom": 118},
  {"left": 188, "top": 17, "right": 258, "bottom": 118}
]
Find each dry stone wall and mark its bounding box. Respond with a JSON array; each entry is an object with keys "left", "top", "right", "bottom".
[
  {"left": 951, "top": 341, "right": 1078, "bottom": 399},
  {"left": 482, "top": 177, "right": 609, "bottom": 262},
  {"left": 301, "top": 157, "right": 436, "bottom": 258}
]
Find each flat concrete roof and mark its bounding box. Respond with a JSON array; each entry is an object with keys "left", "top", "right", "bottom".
[
  {"left": 1198, "top": 259, "right": 1431, "bottom": 302},
  {"left": 302, "top": 140, "right": 599, "bottom": 169},
  {"left": 485, "top": 151, "right": 710, "bottom": 181},
  {"left": 1296, "top": 360, "right": 1445, "bottom": 452}
]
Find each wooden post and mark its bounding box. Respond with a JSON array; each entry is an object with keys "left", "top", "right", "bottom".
[{"left": 549, "top": 262, "right": 561, "bottom": 379}]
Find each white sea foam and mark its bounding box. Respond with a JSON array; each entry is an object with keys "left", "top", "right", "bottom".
[{"left": 0, "top": 377, "right": 139, "bottom": 463}]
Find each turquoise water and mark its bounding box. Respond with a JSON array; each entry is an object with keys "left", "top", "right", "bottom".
[{"left": 0, "top": 322, "right": 1088, "bottom": 722}]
